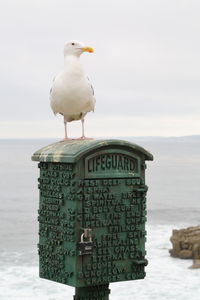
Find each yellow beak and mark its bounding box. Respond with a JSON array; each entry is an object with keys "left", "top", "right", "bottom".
[{"left": 81, "top": 46, "right": 94, "bottom": 53}]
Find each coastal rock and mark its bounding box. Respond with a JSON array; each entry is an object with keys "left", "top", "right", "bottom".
[{"left": 169, "top": 226, "right": 200, "bottom": 268}]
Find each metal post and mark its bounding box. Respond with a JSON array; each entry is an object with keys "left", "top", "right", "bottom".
[{"left": 74, "top": 284, "right": 110, "bottom": 300}]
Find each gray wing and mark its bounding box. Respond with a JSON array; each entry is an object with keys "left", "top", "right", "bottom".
[
  {"left": 87, "top": 77, "right": 94, "bottom": 96},
  {"left": 50, "top": 76, "right": 56, "bottom": 95}
]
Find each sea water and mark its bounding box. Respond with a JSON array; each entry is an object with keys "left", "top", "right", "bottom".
[{"left": 0, "top": 137, "right": 200, "bottom": 299}]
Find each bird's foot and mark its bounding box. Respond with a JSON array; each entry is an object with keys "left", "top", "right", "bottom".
[
  {"left": 76, "top": 136, "right": 93, "bottom": 140},
  {"left": 59, "top": 137, "right": 73, "bottom": 142}
]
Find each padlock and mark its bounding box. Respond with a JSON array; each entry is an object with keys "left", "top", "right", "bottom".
[{"left": 78, "top": 229, "right": 93, "bottom": 256}]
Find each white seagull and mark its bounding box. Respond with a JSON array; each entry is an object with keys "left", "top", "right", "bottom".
[{"left": 50, "top": 40, "right": 95, "bottom": 140}]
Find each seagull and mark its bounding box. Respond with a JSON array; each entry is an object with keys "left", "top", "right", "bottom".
[{"left": 50, "top": 40, "right": 96, "bottom": 140}]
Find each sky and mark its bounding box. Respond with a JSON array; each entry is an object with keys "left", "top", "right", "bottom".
[{"left": 1, "top": 0, "right": 200, "bottom": 138}]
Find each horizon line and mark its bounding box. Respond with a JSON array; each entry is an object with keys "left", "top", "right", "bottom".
[{"left": 0, "top": 134, "right": 200, "bottom": 140}]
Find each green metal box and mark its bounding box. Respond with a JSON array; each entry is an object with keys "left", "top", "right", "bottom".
[{"left": 32, "top": 139, "right": 153, "bottom": 288}]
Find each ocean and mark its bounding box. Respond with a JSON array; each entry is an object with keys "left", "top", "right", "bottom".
[{"left": 1, "top": 137, "right": 200, "bottom": 299}]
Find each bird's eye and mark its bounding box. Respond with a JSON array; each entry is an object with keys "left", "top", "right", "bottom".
[{"left": 71, "top": 43, "right": 75, "bottom": 46}]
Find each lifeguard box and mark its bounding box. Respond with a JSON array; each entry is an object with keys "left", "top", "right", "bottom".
[{"left": 32, "top": 139, "right": 153, "bottom": 299}]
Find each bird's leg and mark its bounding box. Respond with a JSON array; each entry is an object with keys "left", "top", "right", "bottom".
[
  {"left": 64, "top": 119, "right": 68, "bottom": 139},
  {"left": 81, "top": 117, "right": 85, "bottom": 138},
  {"left": 60, "top": 119, "right": 73, "bottom": 141},
  {"left": 76, "top": 117, "right": 93, "bottom": 140}
]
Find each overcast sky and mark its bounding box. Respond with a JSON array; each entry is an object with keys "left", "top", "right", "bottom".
[{"left": 1, "top": 0, "right": 200, "bottom": 138}]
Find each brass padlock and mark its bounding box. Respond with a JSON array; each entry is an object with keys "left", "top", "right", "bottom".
[{"left": 78, "top": 229, "right": 93, "bottom": 256}]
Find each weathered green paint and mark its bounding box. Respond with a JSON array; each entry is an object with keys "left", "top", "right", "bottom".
[
  {"left": 32, "top": 139, "right": 153, "bottom": 298},
  {"left": 32, "top": 139, "right": 153, "bottom": 163}
]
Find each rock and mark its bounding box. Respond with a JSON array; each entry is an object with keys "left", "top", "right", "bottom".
[
  {"left": 189, "top": 259, "right": 200, "bottom": 269},
  {"left": 169, "top": 225, "right": 200, "bottom": 268}
]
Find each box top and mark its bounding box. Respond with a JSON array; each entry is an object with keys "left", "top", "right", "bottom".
[{"left": 32, "top": 139, "right": 153, "bottom": 163}]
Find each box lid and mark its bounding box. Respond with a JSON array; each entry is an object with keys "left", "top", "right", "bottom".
[{"left": 32, "top": 139, "right": 153, "bottom": 163}]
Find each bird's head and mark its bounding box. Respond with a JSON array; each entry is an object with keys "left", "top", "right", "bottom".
[{"left": 64, "top": 40, "right": 94, "bottom": 57}]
